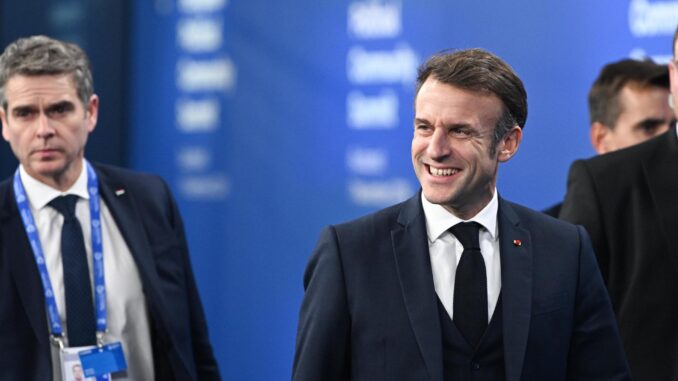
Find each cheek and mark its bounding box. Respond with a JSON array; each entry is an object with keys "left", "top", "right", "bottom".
[{"left": 411, "top": 138, "right": 425, "bottom": 157}]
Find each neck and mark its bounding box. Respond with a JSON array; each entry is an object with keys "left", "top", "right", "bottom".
[{"left": 26, "top": 160, "right": 84, "bottom": 192}]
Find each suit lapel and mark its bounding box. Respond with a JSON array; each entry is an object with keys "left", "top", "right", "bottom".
[
  {"left": 92, "top": 167, "right": 194, "bottom": 376},
  {"left": 0, "top": 180, "right": 50, "bottom": 346},
  {"left": 642, "top": 127, "right": 678, "bottom": 274},
  {"left": 498, "top": 198, "right": 533, "bottom": 381},
  {"left": 392, "top": 194, "right": 443, "bottom": 381},
  {"left": 94, "top": 168, "right": 164, "bottom": 307}
]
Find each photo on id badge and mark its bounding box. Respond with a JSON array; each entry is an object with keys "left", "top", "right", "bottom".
[{"left": 61, "top": 346, "right": 109, "bottom": 381}]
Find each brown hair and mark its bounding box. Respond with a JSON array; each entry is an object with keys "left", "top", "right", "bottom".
[
  {"left": 415, "top": 48, "right": 527, "bottom": 152},
  {"left": 588, "top": 58, "right": 669, "bottom": 127}
]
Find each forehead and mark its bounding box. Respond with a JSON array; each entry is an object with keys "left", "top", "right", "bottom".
[
  {"left": 415, "top": 78, "right": 503, "bottom": 125},
  {"left": 4, "top": 73, "right": 78, "bottom": 107},
  {"left": 618, "top": 84, "right": 669, "bottom": 109}
]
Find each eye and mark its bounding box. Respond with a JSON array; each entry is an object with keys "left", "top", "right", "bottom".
[
  {"left": 450, "top": 126, "right": 471, "bottom": 137},
  {"left": 48, "top": 102, "right": 74, "bottom": 116},
  {"left": 414, "top": 123, "right": 433, "bottom": 134},
  {"left": 12, "top": 107, "right": 35, "bottom": 119}
]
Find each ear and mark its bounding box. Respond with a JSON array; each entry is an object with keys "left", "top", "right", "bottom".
[
  {"left": 0, "top": 107, "right": 9, "bottom": 142},
  {"left": 590, "top": 122, "right": 613, "bottom": 155},
  {"left": 85, "top": 94, "right": 99, "bottom": 133},
  {"left": 497, "top": 126, "right": 522, "bottom": 163}
]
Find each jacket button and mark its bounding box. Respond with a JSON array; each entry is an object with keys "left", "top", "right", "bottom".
[{"left": 471, "top": 361, "right": 481, "bottom": 370}]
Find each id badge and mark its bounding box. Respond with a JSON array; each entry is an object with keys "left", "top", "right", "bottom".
[
  {"left": 60, "top": 346, "right": 109, "bottom": 381},
  {"left": 79, "top": 342, "right": 127, "bottom": 378}
]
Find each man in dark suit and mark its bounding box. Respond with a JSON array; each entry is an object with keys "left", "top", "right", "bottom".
[
  {"left": 293, "top": 49, "right": 630, "bottom": 380},
  {"left": 559, "top": 26, "right": 678, "bottom": 380},
  {"left": 0, "top": 36, "right": 220, "bottom": 380},
  {"left": 543, "top": 58, "right": 674, "bottom": 217}
]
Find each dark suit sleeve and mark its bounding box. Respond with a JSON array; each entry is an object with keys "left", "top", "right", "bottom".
[
  {"left": 292, "top": 226, "right": 350, "bottom": 381},
  {"left": 164, "top": 180, "right": 221, "bottom": 380},
  {"left": 566, "top": 226, "right": 630, "bottom": 380},
  {"left": 559, "top": 160, "right": 610, "bottom": 280}
]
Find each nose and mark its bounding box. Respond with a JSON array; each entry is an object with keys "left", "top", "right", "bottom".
[
  {"left": 426, "top": 127, "right": 451, "bottom": 160},
  {"left": 35, "top": 113, "right": 55, "bottom": 139}
]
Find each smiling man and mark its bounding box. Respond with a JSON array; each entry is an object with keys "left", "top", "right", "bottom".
[
  {"left": 0, "top": 36, "right": 220, "bottom": 380},
  {"left": 293, "top": 49, "right": 630, "bottom": 381}
]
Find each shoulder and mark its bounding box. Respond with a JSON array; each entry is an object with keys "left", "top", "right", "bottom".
[
  {"left": 336, "top": 201, "right": 404, "bottom": 229},
  {"left": 93, "top": 162, "right": 170, "bottom": 194},
  {"left": 314, "top": 197, "right": 416, "bottom": 254},
  {"left": 331, "top": 198, "right": 411, "bottom": 238},
  {"left": 572, "top": 130, "right": 662, "bottom": 177},
  {"left": 0, "top": 176, "right": 11, "bottom": 193},
  {"left": 502, "top": 199, "right": 583, "bottom": 238}
]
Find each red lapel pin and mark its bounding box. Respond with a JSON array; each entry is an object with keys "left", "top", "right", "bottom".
[{"left": 512, "top": 239, "right": 522, "bottom": 247}]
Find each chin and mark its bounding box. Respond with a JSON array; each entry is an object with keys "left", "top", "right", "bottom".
[{"left": 421, "top": 188, "right": 455, "bottom": 206}]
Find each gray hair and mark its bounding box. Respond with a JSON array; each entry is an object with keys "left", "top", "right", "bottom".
[{"left": 0, "top": 35, "right": 93, "bottom": 109}]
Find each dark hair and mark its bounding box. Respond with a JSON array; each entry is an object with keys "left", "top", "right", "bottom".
[
  {"left": 415, "top": 48, "right": 527, "bottom": 153},
  {"left": 0, "top": 35, "right": 93, "bottom": 110},
  {"left": 588, "top": 58, "right": 669, "bottom": 128}
]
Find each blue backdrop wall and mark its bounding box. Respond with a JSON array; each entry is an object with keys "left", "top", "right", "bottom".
[{"left": 128, "top": 1, "right": 677, "bottom": 379}]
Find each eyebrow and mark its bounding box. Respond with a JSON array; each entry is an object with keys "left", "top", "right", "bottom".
[
  {"left": 10, "top": 100, "right": 75, "bottom": 115},
  {"left": 45, "top": 100, "right": 75, "bottom": 113},
  {"left": 414, "top": 117, "right": 472, "bottom": 129}
]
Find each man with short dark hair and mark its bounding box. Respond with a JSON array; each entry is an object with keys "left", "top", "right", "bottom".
[
  {"left": 543, "top": 58, "right": 674, "bottom": 217},
  {"left": 293, "top": 48, "right": 629, "bottom": 380},
  {"left": 588, "top": 58, "right": 674, "bottom": 154},
  {"left": 560, "top": 26, "right": 678, "bottom": 380},
  {"left": 0, "top": 35, "right": 220, "bottom": 380}
]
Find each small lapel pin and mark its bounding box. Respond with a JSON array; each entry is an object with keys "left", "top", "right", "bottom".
[
  {"left": 115, "top": 189, "right": 126, "bottom": 196},
  {"left": 512, "top": 239, "right": 522, "bottom": 247}
]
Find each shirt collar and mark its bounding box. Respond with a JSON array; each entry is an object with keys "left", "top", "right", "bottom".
[
  {"left": 19, "top": 159, "right": 90, "bottom": 210},
  {"left": 421, "top": 189, "right": 499, "bottom": 242}
]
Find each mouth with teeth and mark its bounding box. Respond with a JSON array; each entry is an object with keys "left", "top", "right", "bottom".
[{"left": 428, "top": 165, "right": 459, "bottom": 177}]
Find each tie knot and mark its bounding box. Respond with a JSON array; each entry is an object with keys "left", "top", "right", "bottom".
[
  {"left": 449, "top": 221, "right": 481, "bottom": 251},
  {"left": 48, "top": 195, "right": 79, "bottom": 220}
]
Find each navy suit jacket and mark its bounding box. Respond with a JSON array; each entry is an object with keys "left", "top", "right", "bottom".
[
  {"left": 560, "top": 126, "right": 678, "bottom": 380},
  {"left": 0, "top": 163, "right": 220, "bottom": 381},
  {"left": 293, "top": 194, "right": 630, "bottom": 380}
]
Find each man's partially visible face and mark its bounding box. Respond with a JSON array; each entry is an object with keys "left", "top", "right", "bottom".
[
  {"left": 411, "top": 77, "right": 520, "bottom": 219},
  {"left": 671, "top": 39, "right": 678, "bottom": 119},
  {"left": 595, "top": 84, "right": 675, "bottom": 154},
  {"left": 0, "top": 74, "right": 98, "bottom": 190},
  {"left": 72, "top": 364, "right": 84, "bottom": 381}
]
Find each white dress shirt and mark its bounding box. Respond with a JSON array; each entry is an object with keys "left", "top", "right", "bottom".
[
  {"left": 19, "top": 161, "right": 154, "bottom": 381},
  {"left": 421, "top": 190, "right": 501, "bottom": 322}
]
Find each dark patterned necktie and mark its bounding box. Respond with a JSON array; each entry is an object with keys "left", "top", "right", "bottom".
[
  {"left": 49, "top": 195, "right": 96, "bottom": 347},
  {"left": 450, "top": 221, "right": 487, "bottom": 347}
]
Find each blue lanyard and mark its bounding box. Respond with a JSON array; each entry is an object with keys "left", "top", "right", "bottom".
[{"left": 13, "top": 160, "right": 107, "bottom": 345}]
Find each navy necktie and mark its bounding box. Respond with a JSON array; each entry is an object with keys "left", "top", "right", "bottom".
[
  {"left": 49, "top": 195, "right": 96, "bottom": 347},
  {"left": 450, "top": 221, "right": 488, "bottom": 347}
]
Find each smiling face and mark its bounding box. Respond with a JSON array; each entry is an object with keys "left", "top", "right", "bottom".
[
  {"left": 412, "top": 77, "right": 521, "bottom": 219},
  {"left": 0, "top": 73, "right": 98, "bottom": 190}
]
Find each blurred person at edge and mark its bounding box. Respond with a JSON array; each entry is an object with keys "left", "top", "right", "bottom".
[
  {"left": 543, "top": 58, "right": 674, "bottom": 217},
  {"left": 560, "top": 25, "right": 678, "bottom": 380}
]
